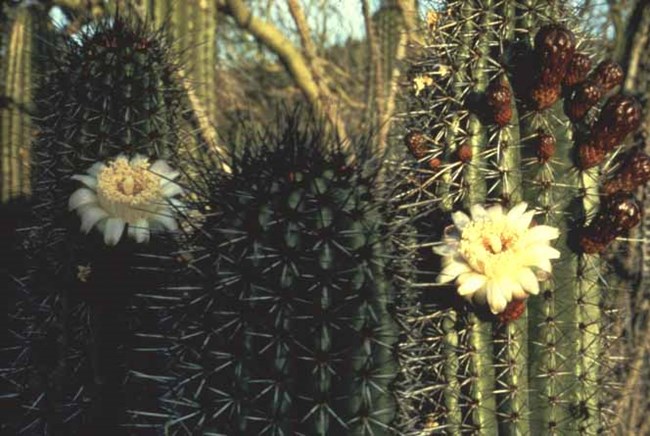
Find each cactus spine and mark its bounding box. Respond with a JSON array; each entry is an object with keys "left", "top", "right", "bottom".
[{"left": 402, "top": 1, "right": 642, "bottom": 434}]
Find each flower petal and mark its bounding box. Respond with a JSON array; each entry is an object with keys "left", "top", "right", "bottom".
[
  {"left": 452, "top": 211, "right": 470, "bottom": 230},
  {"left": 517, "top": 268, "right": 540, "bottom": 296},
  {"left": 515, "top": 210, "right": 536, "bottom": 232},
  {"left": 130, "top": 154, "right": 149, "bottom": 165},
  {"left": 522, "top": 225, "right": 560, "bottom": 245},
  {"left": 104, "top": 217, "right": 126, "bottom": 246},
  {"left": 71, "top": 174, "right": 98, "bottom": 190},
  {"left": 437, "top": 259, "right": 471, "bottom": 283},
  {"left": 79, "top": 205, "right": 109, "bottom": 234},
  {"left": 161, "top": 181, "right": 183, "bottom": 198},
  {"left": 487, "top": 203, "right": 504, "bottom": 220},
  {"left": 433, "top": 242, "right": 456, "bottom": 257},
  {"left": 69, "top": 188, "right": 98, "bottom": 211},
  {"left": 150, "top": 159, "right": 180, "bottom": 180},
  {"left": 487, "top": 281, "right": 508, "bottom": 314},
  {"left": 87, "top": 162, "right": 106, "bottom": 177},
  {"left": 507, "top": 202, "right": 528, "bottom": 222},
  {"left": 151, "top": 211, "right": 179, "bottom": 232},
  {"left": 128, "top": 218, "right": 150, "bottom": 243},
  {"left": 457, "top": 272, "right": 487, "bottom": 296},
  {"left": 470, "top": 204, "right": 488, "bottom": 221}
]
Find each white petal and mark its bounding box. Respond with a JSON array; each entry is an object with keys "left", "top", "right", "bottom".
[
  {"left": 522, "top": 225, "right": 560, "bottom": 245},
  {"left": 150, "top": 160, "right": 180, "bottom": 180},
  {"left": 472, "top": 288, "right": 487, "bottom": 306},
  {"left": 104, "top": 217, "right": 126, "bottom": 246},
  {"left": 161, "top": 181, "right": 183, "bottom": 198},
  {"left": 487, "top": 203, "right": 504, "bottom": 220},
  {"left": 87, "top": 162, "right": 106, "bottom": 177},
  {"left": 517, "top": 268, "right": 540, "bottom": 296},
  {"left": 470, "top": 204, "right": 488, "bottom": 221},
  {"left": 151, "top": 211, "right": 179, "bottom": 232},
  {"left": 128, "top": 219, "right": 150, "bottom": 243},
  {"left": 69, "top": 188, "right": 98, "bottom": 211},
  {"left": 79, "top": 205, "right": 109, "bottom": 234},
  {"left": 515, "top": 210, "right": 536, "bottom": 232},
  {"left": 507, "top": 202, "right": 528, "bottom": 222},
  {"left": 457, "top": 273, "right": 487, "bottom": 296},
  {"left": 71, "top": 174, "right": 98, "bottom": 189},
  {"left": 130, "top": 154, "right": 149, "bottom": 165},
  {"left": 433, "top": 243, "right": 456, "bottom": 257},
  {"left": 437, "top": 259, "right": 471, "bottom": 283},
  {"left": 452, "top": 211, "right": 470, "bottom": 230},
  {"left": 528, "top": 245, "right": 561, "bottom": 261},
  {"left": 169, "top": 198, "right": 187, "bottom": 211},
  {"left": 487, "top": 281, "right": 508, "bottom": 314}
]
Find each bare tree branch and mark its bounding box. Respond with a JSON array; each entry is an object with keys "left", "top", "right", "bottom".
[{"left": 220, "top": 0, "right": 349, "bottom": 149}]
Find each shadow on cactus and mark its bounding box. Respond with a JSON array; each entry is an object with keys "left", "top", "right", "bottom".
[
  {"left": 132, "top": 111, "right": 415, "bottom": 435},
  {"left": 2, "top": 11, "right": 191, "bottom": 434},
  {"left": 401, "top": 1, "right": 644, "bottom": 434}
]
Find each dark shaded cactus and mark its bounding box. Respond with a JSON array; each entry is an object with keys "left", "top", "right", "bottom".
[
  {"left": 1, "top": 14, "right": 187, "bottom": 434},
  {"left": 400, "top": 1, "right": 644, "bottom": 434},
  {"left": 134, "top": 115, "right": 413, "bottom": 435}
]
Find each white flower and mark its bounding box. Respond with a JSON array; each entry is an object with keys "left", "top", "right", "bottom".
[
  {"left": 68, "top": 154, "right": 185, "bottom": 246},
  {"left": 434, "top": 202, "right": 560, "bottom": 314}
]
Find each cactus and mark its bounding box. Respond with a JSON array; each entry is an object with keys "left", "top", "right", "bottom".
[
  {"left": 132, "top": 114, "right": 414, "bottom": 435},
  {"left": 0, "top": 5, "right": 39, "bottom": 202},
  {"left": 2, "top": 14, "right": 188, "bottom": 434},
  {"left": 401, "top": 1, "right": 643, "bottom": 434}
]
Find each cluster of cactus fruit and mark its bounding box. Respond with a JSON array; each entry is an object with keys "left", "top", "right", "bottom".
[
  {"left": 401, "top": 1, "right": 645, "bottom": 434},
  {"left": 2, "top": 2, "right": 650, "bottom": 436}
]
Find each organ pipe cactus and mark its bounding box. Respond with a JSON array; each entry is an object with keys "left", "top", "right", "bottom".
[
  {"left": 1, "top": 14, "right": 188, "bottom": 434},
  {"left": 132, "top": 114, "right": 415, "bottom": 435},
  {"left": 400, "top": 1, "right": 644, "bottom": 434}
]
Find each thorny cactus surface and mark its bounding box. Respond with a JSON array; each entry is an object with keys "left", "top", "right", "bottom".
[
  {"left": 400, "top": 1, "right": 644, "bottom": 434},
  {"left": 1, "top": 15, "right": 188, "bottom": 434},
  {"left": 131, "top": 115, "right": 416, "bottom": 435},
  {"left": 0, "top": 5, "right": 40, "bottom": 202}
]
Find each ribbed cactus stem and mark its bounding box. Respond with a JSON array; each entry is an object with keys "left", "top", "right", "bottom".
[
  {"left": 1, "top": 8, "right": 33, "bottom": 201},
  {"left": 441, "top": 310, "right": 462, "bottom": 433}
]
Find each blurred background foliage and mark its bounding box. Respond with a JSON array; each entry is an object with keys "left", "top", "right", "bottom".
[{"left": 0, "top": 0, "right": 649, "bottom": 433}]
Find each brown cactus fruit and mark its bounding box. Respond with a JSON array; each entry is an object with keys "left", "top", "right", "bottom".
[
  {"left": 534, "top": 24, "right": 576, "bottom": 86},
  {"left": 565, "top": 81, "right": 602, "bottom": 122},
  {"left": 602, "top": 151, "right": 650, "bottom": 195},
  {"left": 580, "top": 195, "right": 641, "bottom": 254},
  {"left": 457, "top": 143, "right": 473, "bottom": 163},
  {"left": 530, "top": 83, "right": 562, "bottom": 110},
  {"left": 577, "top": 138, "right": 607, "bottom": 170},
  {"left": 535, "top": 132, "right": 556, "bottom": 163},
  {"left": 497, "top": 299, "right": 527, "bottom": 324},
  {"left": 563, "top": 52, "right": 592, "bottom": 87},
  {"left": 429, "top": 157, "right": 442, "bottom": 169},
  {"left": 486, "top": 77, "right": 513, "bottom": 127},
  {"left": 596, "top": 95, "right": 643, "bottom": 142},
  {"left": 405, "top": 130, "right": 429, "bottom": 159},
  {"left": 592, "top": 60, "right": 624, "bottom": 91}
]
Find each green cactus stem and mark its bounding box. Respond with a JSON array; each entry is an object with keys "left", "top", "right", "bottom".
[
  {"left": 0, "top": 6, "right": 37, "bottom": 202},
  {"left": 401, "top": 1, "right": 643, "bottom": 434}
]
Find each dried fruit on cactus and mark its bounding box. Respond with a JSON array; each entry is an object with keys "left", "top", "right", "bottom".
[
  {"left": 534, "top": 24, "right": 577, "bottom": 86},
  {"left": 580, "top": 195, "right": 641, "bottom": 254},
  {"left": 565, "top": 81, "right": 603, "bottom": 121},
  {"left": 563, "top": 52, "right": 592, "bottom": 87},
  {"left": 592, "top": 60, "right": 624, "bottom": 91},
  {"left": 535, "top": 131, "right": 556, "bottom": 163},
  {"left": 602, "top": 151, "right": 650, "bottom": 195},
  {"left": 486, "top": 77, "right": 513, "bottom": 127},
  {"left": 405, "top": 130, "right": 429, "bottom": 159}
]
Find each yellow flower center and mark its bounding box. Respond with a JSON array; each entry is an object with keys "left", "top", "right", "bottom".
[
  {"left": 96, "top": 157, "right": 163, "bottom": 224},
  {"left": 459, "top": 219, "right": 523, "bottom": 279}
]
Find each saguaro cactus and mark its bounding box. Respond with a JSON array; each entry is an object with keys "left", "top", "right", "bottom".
[
  {"left": 2, "top": 14, "right": 187, "bottom": 434},
  {"left": 401, "top": 1, "right": 644, "bottom": 434}
]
